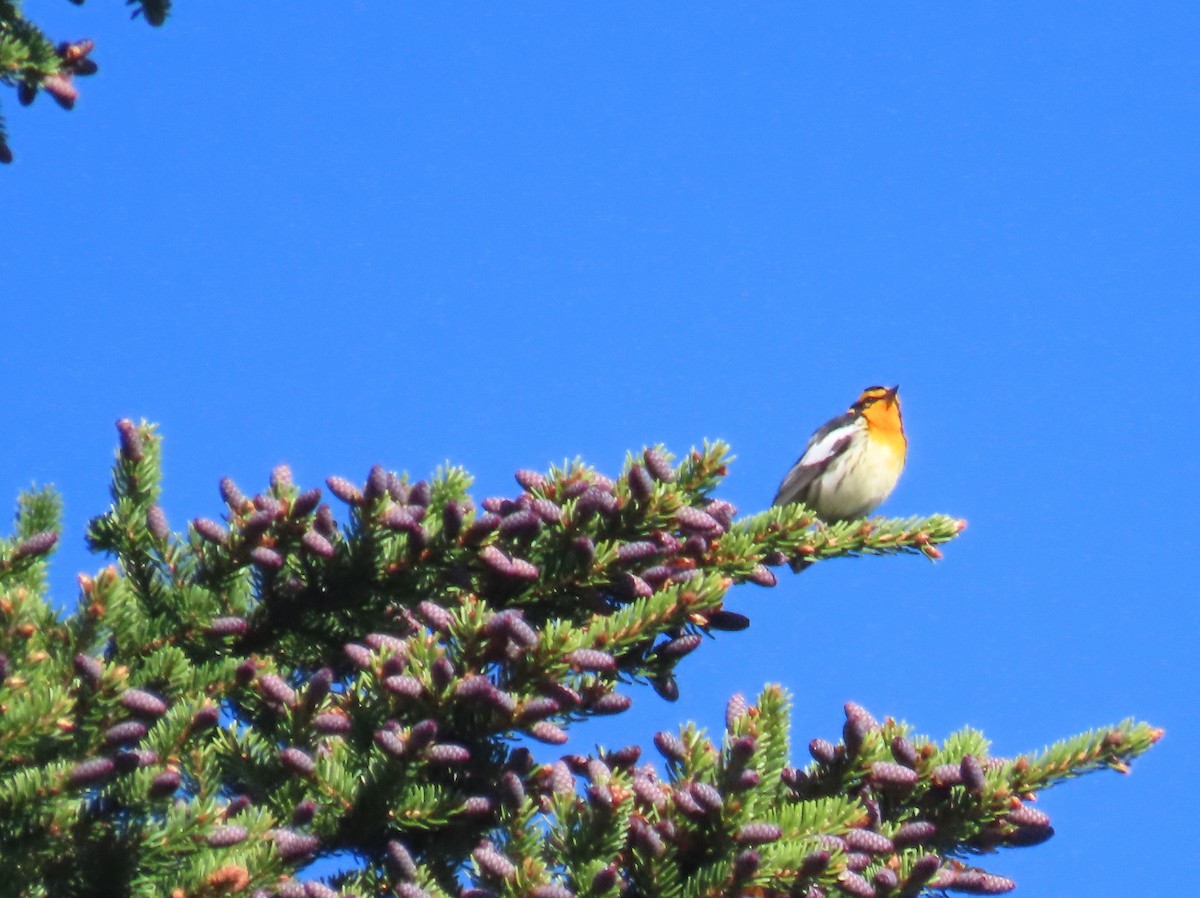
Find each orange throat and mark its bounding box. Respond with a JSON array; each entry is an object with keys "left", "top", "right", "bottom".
[{"left": 861, "top": 400, "right": 908, "bottom": 461}]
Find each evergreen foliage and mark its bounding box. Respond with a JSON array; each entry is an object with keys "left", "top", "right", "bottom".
[
  {"left": 0, "top": 421, "right": 1158, "bottom": 897},
  {"left": 0, "top": 0, "right": 167, "bottom": 163}
]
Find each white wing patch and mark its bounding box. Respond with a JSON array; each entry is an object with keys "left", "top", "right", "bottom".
[
  {"left": 772, "top": 419, "right": 861, "bottom": 507},
  {"left": 799, "top": 422, "right": 858, "bottom": 467}
]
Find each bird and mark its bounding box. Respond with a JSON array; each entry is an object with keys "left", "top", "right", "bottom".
[{"left": 773, "top": 385, "right": 907, "bottom": 567}]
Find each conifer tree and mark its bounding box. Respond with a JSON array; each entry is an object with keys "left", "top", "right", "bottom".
[
  {"left": 0, "top": 421, "right": 1159, "bottom": 897},
  {"left": 0, "top": 0, "right": 168, "bottom": 163}
]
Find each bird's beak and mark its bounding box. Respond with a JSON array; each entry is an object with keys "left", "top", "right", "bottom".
[{"left": 885, "top": 385, "right": 899, "bottom": 403}]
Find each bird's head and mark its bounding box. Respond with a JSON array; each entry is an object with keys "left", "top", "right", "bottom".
[{"left": 852, "top": 385, "right": 903, "bottom": 433}]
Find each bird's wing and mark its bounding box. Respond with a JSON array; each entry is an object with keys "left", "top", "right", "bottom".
[{"left": 772, "top": 413, "right": 857, "bottom": 507}]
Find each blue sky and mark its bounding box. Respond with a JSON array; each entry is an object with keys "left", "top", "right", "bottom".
[{"left": 4, "top": 3, "right": 1198, "bottom": 894}]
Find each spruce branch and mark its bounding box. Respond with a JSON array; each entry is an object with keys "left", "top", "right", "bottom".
[
  {"left": 0, "top": 0, "right": 163, "bottom": 164},
  {"left": 0, "top": 421, "right": 1158, "bottom": 897}
]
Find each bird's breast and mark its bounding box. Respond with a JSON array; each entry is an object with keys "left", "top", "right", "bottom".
[{"left": 809, "top": 438, "right": 905, "bottom": 521}]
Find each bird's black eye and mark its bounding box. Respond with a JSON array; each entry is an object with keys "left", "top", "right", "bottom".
[{"left": 852, "top": 387, "right": 889, "bottom": 411}]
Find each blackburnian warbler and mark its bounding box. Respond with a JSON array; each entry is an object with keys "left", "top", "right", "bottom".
[{"left": 773, "top": 385, "right": 907, "bottom": 524}]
